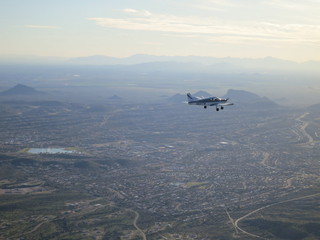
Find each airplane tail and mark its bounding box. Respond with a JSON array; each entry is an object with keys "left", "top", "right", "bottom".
[{"left": 187, "top": 93, "right": 195, "bottom": 103}]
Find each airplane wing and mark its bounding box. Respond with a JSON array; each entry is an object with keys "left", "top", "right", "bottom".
[
  {"left": 218, "top": 103, "right": 234, "bottom": 106},
  {"left": 209, "top": 103, "right": 218, "bottom": 106}
]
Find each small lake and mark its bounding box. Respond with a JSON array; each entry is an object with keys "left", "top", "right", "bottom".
[{"left": 28, "top": 148, "right": 75, "bottom": 154}]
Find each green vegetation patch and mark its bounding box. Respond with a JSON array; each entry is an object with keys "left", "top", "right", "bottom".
[
  {"left": 240, "top": 194, "right": 320, "bottom": 240},
  {"left": 183, "top": 182, "right": 209, "bottom": 189},
  {"left": 243, "top": 219, "right": 308, "bottom": 240}
]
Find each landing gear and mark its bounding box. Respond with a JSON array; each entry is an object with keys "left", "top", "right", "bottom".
[
  {"left": 216, "top": 108, "right": 219, "bottom": 111},
  {"left": 221, "top": 106, "right": 224, "bottom": 110},
  {"left": 204, "top": 106, "right": 207, "bottom": 109}
]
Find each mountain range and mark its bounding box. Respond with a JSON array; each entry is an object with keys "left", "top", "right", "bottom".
[
  {"left": 1, "top": 54, "right": 320, "bottom": 73},
  {"left": 1, "top": 84, "right": 277, "bottom": 108}
]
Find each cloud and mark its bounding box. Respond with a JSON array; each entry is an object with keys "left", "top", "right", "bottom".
[
  {"left": 25, "top": 25, "right": 59, "bottom": 29},
  {"left": 89, "top": 10, "right": 242, "bottom": 35},
  {"left": 88, "top": 9, "right": 320, "bottom": 46},
  {"left": 123, "top": 8, "right": 138, "bottom": 14},
  {"left": 89, "top": 16, "right": 213, "bottom": 34},
  {"left": 123, "top": 8, "right": 151, "bottom": 16}
]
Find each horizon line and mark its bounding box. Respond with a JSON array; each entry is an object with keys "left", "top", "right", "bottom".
[{"left": 0, "top": 54, "right": 319, "bottom": 63}]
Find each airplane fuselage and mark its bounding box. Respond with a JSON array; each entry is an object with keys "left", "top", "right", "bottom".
[
  {"left": 187, "top": 93, "right": 233, "bottom": 111},
  {"left": 188, "top": 97, "right": 228, "bottom": 106}
]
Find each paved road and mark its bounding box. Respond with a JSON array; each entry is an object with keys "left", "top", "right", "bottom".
[{"left": 234, "top": 193, "right": 320, "bottom": 239}]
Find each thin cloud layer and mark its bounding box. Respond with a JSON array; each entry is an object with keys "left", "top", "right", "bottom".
[
  {"left": 2, "top": 0, "right": 319, "bottom": 60},
  {"left": 88, "top": 9, "right": 320, "bottom": 45},
  {"left": 25, "top": 25, "right": 59, "bottom": 29}
]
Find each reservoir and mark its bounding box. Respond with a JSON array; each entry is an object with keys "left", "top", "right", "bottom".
[{"left": 28, "top": 148, "right": 75, "bottom": 154}]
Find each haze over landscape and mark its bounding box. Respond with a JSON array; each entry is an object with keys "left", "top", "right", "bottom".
[{"left": 1, "top": 1, "right": 320, "bottom": 239}]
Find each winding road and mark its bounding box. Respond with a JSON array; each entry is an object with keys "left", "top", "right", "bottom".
[
  {"left": 127, "top": 209, "right": 147, "bottom": 240},
  {"left": 233, "top": 193, "right": 320, "bottom": 239},
  {"left": 296, "top": 112, "right": 314, "bottom": 146}
]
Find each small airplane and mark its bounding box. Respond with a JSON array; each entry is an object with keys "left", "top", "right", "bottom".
[{"left": 187, "top": 92, "right": 234, "bottom": 111}]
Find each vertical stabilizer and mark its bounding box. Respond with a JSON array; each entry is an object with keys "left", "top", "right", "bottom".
[{"left": 187, "top": 93, "right": 195, "bottom": 103}]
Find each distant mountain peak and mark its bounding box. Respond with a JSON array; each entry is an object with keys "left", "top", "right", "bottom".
[
  {"left": 109, "top": 95, "right": 122, "bottom": 100},
  {"left": 1, "top": 84, "right": 44, "bottom": 95},
  {"left": 225, "top": 89, "right": 260, "bottom": 100},
  {"left": 167, "top": 93, "right": 185, "bottom": 103},
  {"left": 224, "top": 89, "right": 278, "bottom": 108}
]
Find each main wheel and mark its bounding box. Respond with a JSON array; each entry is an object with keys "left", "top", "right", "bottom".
[
  {"left": 216, "top": 108, "right": 219, "bottom": 111},
  {"left": 204, "top": 106, "right": 207, "bottom": 109}
]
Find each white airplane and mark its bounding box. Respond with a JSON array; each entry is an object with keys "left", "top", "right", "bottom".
[{"left": 187, "top": 92, "right": 234, "bottom": 111}]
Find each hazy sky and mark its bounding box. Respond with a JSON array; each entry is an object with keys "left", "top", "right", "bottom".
[{"left": 1, "top": 0, "right": 320, "bottom": 61}]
